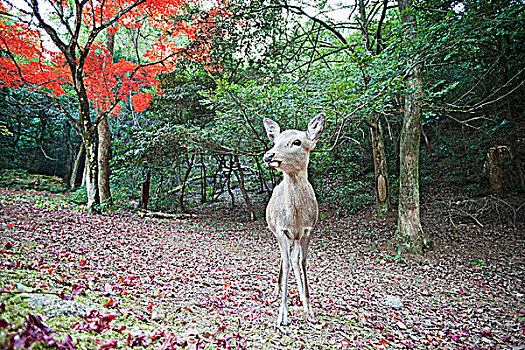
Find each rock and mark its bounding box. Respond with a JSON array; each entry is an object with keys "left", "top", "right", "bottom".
[
  {"left": 384, "top": 295, "right": 403, "bottom": 308},
  {"left": 396, "top": 320, "right": 407, "bottom": 329},
  {"left": 151, "top": 310, "right": 161, "bottom": 321},
  {"left": 104, "top": 283, "right": 114, "bottom": 296},
  {"left": 16, "top": 283, "right": 29, "bottom": 291},
  {"left": 357, "top": 308, "right": 372, "bottom": 317},
  {"left": 23, "top": 294, "right": 89, "bottom": 318}
]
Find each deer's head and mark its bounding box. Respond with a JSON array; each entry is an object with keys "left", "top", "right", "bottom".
[{"left": 262, "top": 113, "right": 325, "bottom": 175}]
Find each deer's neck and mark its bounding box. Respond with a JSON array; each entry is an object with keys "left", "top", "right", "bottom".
[{"left": 282, "top": 170, "right": 309, "bottom": 187}]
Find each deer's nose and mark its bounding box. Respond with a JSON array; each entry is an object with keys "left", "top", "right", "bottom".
[{"left": 263, "top": 153, "right": 275, "bottom": 163}]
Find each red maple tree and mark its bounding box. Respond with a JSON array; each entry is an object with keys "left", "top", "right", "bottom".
[{"left": 0, "top": 0, "right": 225, "bottom": 211}]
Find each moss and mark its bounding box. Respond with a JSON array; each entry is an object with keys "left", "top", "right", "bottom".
[{"left": 391, "top": 229, "right": 434, "bottom": 255}]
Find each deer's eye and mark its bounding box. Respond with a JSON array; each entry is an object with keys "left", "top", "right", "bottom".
[{"left": 292, "top": 139, "right": 302, "bottom": 146}]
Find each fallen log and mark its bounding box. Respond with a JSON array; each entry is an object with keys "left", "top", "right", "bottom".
[{"left": 137, "top": 209, "right": 196, "bottom": 220}]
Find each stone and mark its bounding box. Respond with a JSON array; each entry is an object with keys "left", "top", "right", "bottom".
[
  {"left": 384, "top": 295, "right": 403, "bottom": 308},
  {"left": 23, "top": 294, "right": 90, "bottom": 318}
]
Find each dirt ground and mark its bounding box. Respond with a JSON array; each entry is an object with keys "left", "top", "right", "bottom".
[{"left": 0, "top": 189, "right": 524, "bottom": 349}]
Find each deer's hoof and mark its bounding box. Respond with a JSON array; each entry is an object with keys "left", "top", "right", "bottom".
[
  {"left": 303, "top": 302, "right": 314, "bottom": 316},
  {"left": 276, "top": 310, "right": 288, "bottom": 326},
  {"left": 276, "top": 318, "right": 288, "bottom": 327}
]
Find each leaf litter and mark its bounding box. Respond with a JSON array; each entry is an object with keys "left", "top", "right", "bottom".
[{"left": 0, "top": 189, "right": 524, "bottom": 349}]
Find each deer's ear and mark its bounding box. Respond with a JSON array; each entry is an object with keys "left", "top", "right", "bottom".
[
  {"left": 307, "top": 113, "right": 325, "bottom": 141},
  {"left": 263, "top": 118, "right": 281, "bottom": 142}
]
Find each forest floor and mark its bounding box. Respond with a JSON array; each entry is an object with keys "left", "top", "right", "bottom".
[{"left": 0, "top": 188, "right": 524, "bottom": 349}]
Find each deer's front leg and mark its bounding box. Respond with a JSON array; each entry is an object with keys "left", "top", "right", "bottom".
[
  {"left": 276, "top": 231, "right": 290, "bottom": 326},
  {"left": 300, "top": 233, "right": 314, "bottom": 316}
]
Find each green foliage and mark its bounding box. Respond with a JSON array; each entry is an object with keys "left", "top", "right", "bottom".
[
  {"left": 2, "top": 0, "right": 524, "bottom": 215},
  {"left": 67, "top": 187, "right": 88, "bottom": 205},
  {"left": 0, "top": 170, "right": 66, "bottom": 192},
  {"left": 0, "top": 121, "right": 11, "bottom": 136},
  {"left": 206, "top": 79, "right": 338, "bottom": 154},
  {"left": 321, "top": 179, "right": 374, "bottom": 215},
  {"left": 0, "top": 87, "right": 79, "bottom": 179}
]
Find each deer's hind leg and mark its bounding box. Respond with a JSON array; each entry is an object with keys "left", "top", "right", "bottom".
[
  {"left": 273, "top": 260, "right": 282, "bottom": 296},
  {"left": 291, "top": 241, "right": 305, "bottom": 301}
]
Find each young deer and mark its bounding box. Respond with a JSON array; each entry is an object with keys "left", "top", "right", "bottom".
[{"left": 262, "top": 113, "right": 325, "bottom": 326}]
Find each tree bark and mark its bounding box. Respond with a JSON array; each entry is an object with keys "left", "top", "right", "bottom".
[
  {"left": 63, "top": 121, "right": 74, "bottom": 184},
  {"left": 200, "top": 154, "right": 207, "bottom": 203},
  {"left": 70, "top": 142, "right": 84, "bottom": 190},
  {"left": 234, "top": 155, "right": 256, "bottom": 221},
  {"left": 358, "top": 0, "right": 370, "bottom": 51},
  {"left": 97, "top": 114, "right": 112, "bottom": 204},
  {"left": 226, "top": 157, "right": 235, "bottom": 207},
  {"left": 139, "top": 170, "right": 151, "bottom": 210},
  {"left": 179, "top": 155, "right": 195, "bottom": 212},
  {"left": 97, "top": 32, "right": 115, "bottom": 205},
  {"left": 254, "top": 155, "right": 271, "bottom": 197},
  {"left": 83, "top": 129, "right": 99, "bottom": 213},
  {"left": 82, "top": 158, "right": 87, "bottom": 187},
  {"left": 211, "top": 156, "right": 225, "bottom": 200},
  {"left": 394, "top": 0, "right": 433, "bottom": 254},
  {"left": 370, "top": 119, "right": 391, "bottom": 216},
  {"left": 485, "top": 145, "right": 511, "bottom": 198}
]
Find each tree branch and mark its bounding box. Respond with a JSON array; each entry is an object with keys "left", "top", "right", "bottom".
[{"left": 276, "top": 0, "right": 349, "bottom": 47}]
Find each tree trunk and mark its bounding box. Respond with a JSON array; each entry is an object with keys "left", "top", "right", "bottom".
[
  {"left": 211, "top": 156, "right": 225, "bottom": 200},
  {"left": 254, "top": 155, "right": 271, "bottom": 197},
  {"left": 358, "top": 0, "right": 370, "bottom": 51},
  {"left": 179, "top": 155, "right": 195, "bottom": 212},
  {"left": 70, "top": 142, "right": 84, "bottom": 190},
  {"left": 234, "top": 155, "right": 256, "bottom": 221},
  {"left": 200, "top": 154, "right": 207, "bottom": 203},
  {"left": 96, "top": 31, "right": 115, "bottom": 205},
  {"left": 139, "top": 170, "right": 151, "bottom": 210},
  {"left": 226, "top": 157, "right": 235, "bottom": 207},
  {"left": 63, "top": 121, "right": 74, "bottom": 184},
  {"left": 97, "top": 114, "right": 112, "bottom": 205},
  {"left": 83, "top": 131, "right": 99, "bottom": 213},
  {"left": 82, "top": 158, "right": 87, "bottom": 187},
  {"left": 394, "top": 0, "right": 433, "bottom": 254},
  {"left": 485, "top": 145, "right": 511, "bottom": 198},
  {"left": 370, "top": 119, "right": 391, "bottom": 217}
]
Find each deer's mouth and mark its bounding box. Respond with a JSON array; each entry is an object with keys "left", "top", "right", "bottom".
[{"left": 267, "top": 160, "right": 282, "bottom": 168}]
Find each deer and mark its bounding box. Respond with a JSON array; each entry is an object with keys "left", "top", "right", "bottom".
[{"left": 262, "top": 113, "right": 325, "bottom": 326}]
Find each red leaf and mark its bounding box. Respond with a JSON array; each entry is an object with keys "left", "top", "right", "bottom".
[
  {"left": 0, "top": 319, "right": 8, "bottom": 328},
  {"left": 59, "top": 292, "right": 74, "bottom": 301},
  {"left": 95, "top": 338, "right": 118, "bottom": 349},
  {"left": 126, "top": 332, "right": 152, "bottom": 347},
  {"left": 71, "top": 310, "right": 116, "bottom": 332}
]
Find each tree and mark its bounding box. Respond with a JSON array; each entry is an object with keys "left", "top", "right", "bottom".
[
  {"left": 393, "top": 0, "right": 433, "bottom": 254},
  {"left": 0, "top": 0, "right": 220, "bottom": 212},
  {"left": 97, "top": 32, "right": 115, "bottom": 206},
  {"left": 355, "top": 0, "right": 393, "bottom": 216}
]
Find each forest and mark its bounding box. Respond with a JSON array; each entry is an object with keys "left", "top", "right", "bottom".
[{"left": 0, "top": 0, "right": 524, "bottom": 349}]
